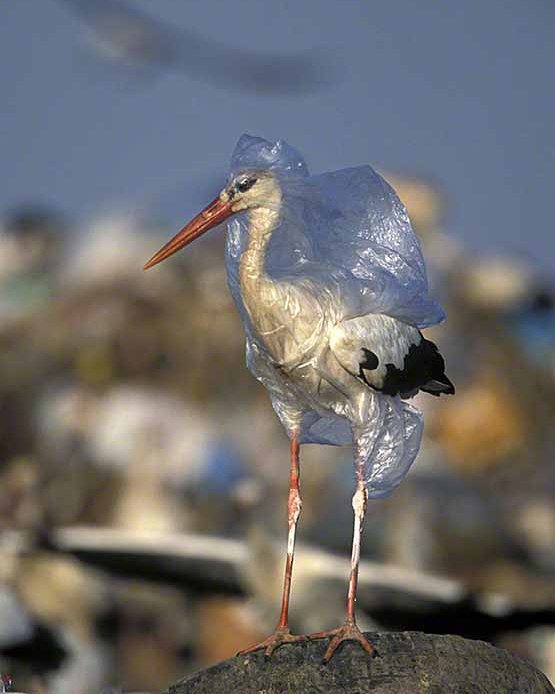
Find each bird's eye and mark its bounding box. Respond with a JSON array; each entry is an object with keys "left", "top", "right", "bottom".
[{"left": 236, "top": 177, "right": 257, "bottom": 193}]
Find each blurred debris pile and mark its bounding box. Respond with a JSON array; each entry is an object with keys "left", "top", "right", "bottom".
[{"left": 0, "top": 186, "right": 553, "bottom": 690}]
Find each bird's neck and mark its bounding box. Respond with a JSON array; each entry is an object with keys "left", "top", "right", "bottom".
[{"left": 239, "top": 206, "right": 279, "bottom": 287}]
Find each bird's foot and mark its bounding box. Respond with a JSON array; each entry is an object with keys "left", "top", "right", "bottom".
[
  {"left": 309, "top": 621, "right": 377, "bottom": 663},
  {"left": 238, "top": 626, "right": 307, "bottom": 658}
]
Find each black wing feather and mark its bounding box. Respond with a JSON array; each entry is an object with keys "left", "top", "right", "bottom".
[{"left": 363, "top": 336, "right": 454, "bottom": 399}]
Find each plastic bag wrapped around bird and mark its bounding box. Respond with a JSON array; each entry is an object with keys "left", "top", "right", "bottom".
[
  {"left": 144, "top": 134, "right": 452, "bottom": 498},
  {"left": 225, "top": 135, "right": 451, "bottom": 498}
]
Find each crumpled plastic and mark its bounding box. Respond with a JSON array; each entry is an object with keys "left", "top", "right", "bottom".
[{"left": 225, "top": 134, "right": 444, "bottom": 497}]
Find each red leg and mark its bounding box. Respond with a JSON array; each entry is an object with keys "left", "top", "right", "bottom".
[
  {"left": 309, "top": 456, "right": 376, "bottom": 663},
  {"left": 238, "top": 434, "right": 306, "bottom": 657}
]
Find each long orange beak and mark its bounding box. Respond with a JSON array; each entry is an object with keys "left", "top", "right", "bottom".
[{"left": 143, "top": 195, "right": 234, "bottom": 270}]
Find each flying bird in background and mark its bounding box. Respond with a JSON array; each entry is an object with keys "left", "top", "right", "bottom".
[
  {"left": 144, "top": 135, "right": 454, "bottom": 662},
  {"left": 57, "top": 0, "right": 335, "bottom": 94}
]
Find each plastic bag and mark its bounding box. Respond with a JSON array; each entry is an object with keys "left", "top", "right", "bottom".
[{"left": 225, "top": 135, "right": 444, "bottom": 497}]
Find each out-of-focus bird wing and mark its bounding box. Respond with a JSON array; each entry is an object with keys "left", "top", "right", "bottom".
[{"left": 57, "top": 0, "right": 335, "bottom": 94}]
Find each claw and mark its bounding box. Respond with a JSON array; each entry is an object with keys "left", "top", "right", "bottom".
[
  {"left": 308, "top": 622, "right": 376, "bottom": 663},
  {"left": 238, "top": 627, "right": 307, "bottom": 658}
]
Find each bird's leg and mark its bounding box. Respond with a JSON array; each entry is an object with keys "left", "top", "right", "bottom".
[
  {"left": 277, "top": 434, "right": 302, "bottom": 630},
  {"left": 238, "top": 434, "right": 306, "bottom": 658},
  {"left": 309, "top": 456, "right": 376, "bottom": 663}
]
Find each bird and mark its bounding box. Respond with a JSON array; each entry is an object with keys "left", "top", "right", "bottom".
[
  {"left": 56, "top": 0, "right": 335, "bottom": 95},
  {"left": 144, "top": 134, "right": 454, "bottom": 663}
]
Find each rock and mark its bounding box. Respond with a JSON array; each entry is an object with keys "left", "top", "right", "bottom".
[{"left": 165, "top": 631, "right": 554, "bottom": 694}]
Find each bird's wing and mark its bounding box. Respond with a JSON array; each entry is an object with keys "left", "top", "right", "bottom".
[
  {"left": 58, "top": 0, "right": 333, "bottom": 94},
  {"left": 330, "top": 313, "right": 454, "bottom": 398}
]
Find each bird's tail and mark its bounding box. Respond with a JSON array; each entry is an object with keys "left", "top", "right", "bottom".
[{"left": 420, "top": 373, "right": 455, "bottom": 396}]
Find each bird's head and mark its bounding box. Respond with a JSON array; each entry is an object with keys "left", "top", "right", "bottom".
[
  {"left": 224, "top": 170, "right": 281, "bottom": 212},
  {"left": 144, "top": 169, "right": 279, "bottom": 270}
]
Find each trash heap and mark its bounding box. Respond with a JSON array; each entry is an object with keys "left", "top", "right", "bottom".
[{"left": 0, "top": 190, "right": 553, "bottom": 692}]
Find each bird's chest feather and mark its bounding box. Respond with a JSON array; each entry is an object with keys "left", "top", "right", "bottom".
[{"left": 241, "top": 276, "right": 330, "bottom": 371}]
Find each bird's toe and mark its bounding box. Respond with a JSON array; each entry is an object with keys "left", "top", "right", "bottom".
[{"left": 238, "top": 627, "right": 307, "bottom": 658}]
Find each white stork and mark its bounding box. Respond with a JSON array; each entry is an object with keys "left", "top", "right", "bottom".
[{"left": 144, "top": 135, "right": 454, "bottom": 662}]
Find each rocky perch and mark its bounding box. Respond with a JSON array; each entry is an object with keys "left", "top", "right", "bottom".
[{"left": 165, "top": 631, "right": 554, "bottom": 694}]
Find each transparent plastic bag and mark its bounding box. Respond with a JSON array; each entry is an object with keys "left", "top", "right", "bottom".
[{"left": 226, "top": 135, "right": 444, "bottom": 496}]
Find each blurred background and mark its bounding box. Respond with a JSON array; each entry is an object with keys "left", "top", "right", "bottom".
[{"left": 0, "top": 1, "right": 554, "bottom": 692}]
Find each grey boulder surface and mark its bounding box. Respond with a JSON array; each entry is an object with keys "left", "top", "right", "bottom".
[{"left": 165, "top": 631, "right": 554, "bottom": 694}]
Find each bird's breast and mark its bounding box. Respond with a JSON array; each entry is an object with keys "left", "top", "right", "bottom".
[{"left": 240, "top": 276, "right": 330, "bottom": 371}]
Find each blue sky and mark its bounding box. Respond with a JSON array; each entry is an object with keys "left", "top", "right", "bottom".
[{"left": 1, "top": 0, "right": 554, "bottom": 270}]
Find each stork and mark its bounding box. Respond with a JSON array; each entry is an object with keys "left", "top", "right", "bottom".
[{"left": 144, "top": 135, "right": 454, "bottom": 662}]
